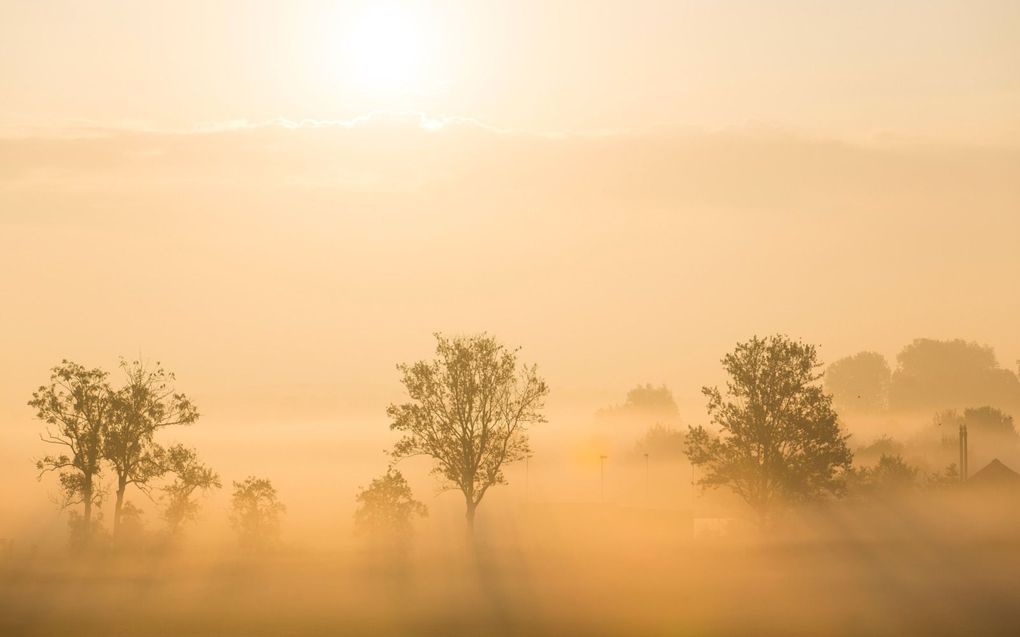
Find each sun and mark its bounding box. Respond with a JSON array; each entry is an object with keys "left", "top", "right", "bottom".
[{"left": 345, "top": 5, "right": 433, "bottom": 97}]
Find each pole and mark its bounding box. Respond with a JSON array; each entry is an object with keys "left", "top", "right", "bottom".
[
  {"left": 525, "top": 455, "right": 530, "bottom": 503},
  {"left": 644, "top": 453, "right": 650, "bottom": 502},
  {"left": 963, "top": 424, "right": 968, "bottom": 480},
  {"left": 959, "top": 423, "right": 969, "bottom": 482},
  {"left": 600, "top": 455, "right": 608, "bottom": 503}
]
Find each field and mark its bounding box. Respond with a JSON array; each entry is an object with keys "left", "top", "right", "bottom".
[{"left": 4, "top": 497, "right": 1020, "bottom": 636}]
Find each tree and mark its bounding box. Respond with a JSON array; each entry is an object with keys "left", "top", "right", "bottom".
[
  {"left": 934, "top": 407, "right": 1019, "bottom": 467},
  {"left": 28, "top": 361, "right": 115, "bottom": 548},
  {"left": 926, "top": 463, "right": 960, "bottom": 489},
  {"left": 846, "top": 454, "right": 919, "bottom": 498},
  {"left": 161, "top": 444, "right": 220, "bottom": 535},
  {"left": 231, "top": 477, "right": 285, "bottom": 551},
  {"left": 685, "top": 335, "right": 853, "bottom": 528},
  {"left": 824, "top": 351, "right": 891, "bottom": 415},
  {"left": 388, "top": 333, "right": 548, "bottom": 533},
  {"left": 869, "top": 454, "right": 918, "bottom": 490},
  {"left": 633, "top": 424, "right": 686, "bottom": 461},
  {"left": 597, "top": 384, "right": 680, "bottom": 427},
  {"left": 105, "top": 359, "right": 199, "bottom": 541},
  {"left": 354, "top": 468, "right": 427, "bottom": 549},
  {"left": 854, "top": 435, "right": 905, "bottom": 465},
  {"left": 961, "top": 406, "right": 1017, "bottom": 438},
  {"left": 889, "top": 339, "right": 1020, "bottom": 412}
]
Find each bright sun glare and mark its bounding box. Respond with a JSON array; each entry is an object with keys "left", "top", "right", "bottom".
[{"left": 345, "top": 6, "right": 433, "bottom": 97}]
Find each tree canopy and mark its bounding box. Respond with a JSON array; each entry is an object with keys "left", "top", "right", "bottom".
[
  {"left": 597, "top": 383, "right": 680, "bottom": 427},
  {"left": 686, "top": 335, "right": 853, "bottom": 527},
  {"left": 28, "top": 361, "right": 115, "bottom": 549},
  {"left": 388, "top": 333, "right": 548, "bottom": 531},
  {"left": 231, "top": 476, "right": 285, "bottom": 552},
  {"left": 825, "top": 351, "right": 891, "bottom": 415},
  {"left": 161, "top": 444, "right": 221, "bottom": 535},
  {"left": 890, "top": 339, "right": 1020, "bottom": 412},
  {"left": 105, "top": 359, "right": 199, "bottom": 540},
  {"left": 354, "top": 468, "right": 427, "bottom": 542}
]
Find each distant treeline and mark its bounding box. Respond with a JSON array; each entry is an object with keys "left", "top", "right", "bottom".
[{"left": 825, "top": 338, "right": 1020, "bottom": 415}]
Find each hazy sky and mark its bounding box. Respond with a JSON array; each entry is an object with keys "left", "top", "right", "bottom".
[
  {"left": 1, "top": 0, "right": 1019, "bottom": 142},
  {"left": 2, "top": 1, "right": 1020, "bottom": 543},
  {"left": 1, "top": 2, "right": 1019, "bottom": 431}
]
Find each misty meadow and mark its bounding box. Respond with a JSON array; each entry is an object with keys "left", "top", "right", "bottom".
[{"left": 3, "top": 1, "right": 1020, "bottom": 636}]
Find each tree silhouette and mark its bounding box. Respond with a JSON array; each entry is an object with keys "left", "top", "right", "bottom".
[
  {"left": 354, "top": 468, "right": 427, "bottom": 550},
  {"left": 847, "top": 454, "right": 919, "bottom": 497},
  {"left": 926, "top": 463, "right": 960, "bottom": 488},
  {"left": 28, "top": 361, "right": 115, "bottom": 549},
  {"left": 825, "top": 351, "right": 890, "bottom": 415},
  {"left": 597, "top": 383, "right": 680, "bottom": 427},
  {"left": 161, "top": 444, "right": 220, "bottom": 535},
  {"left": 105, "top": 359, "right": 198, "bottom": 541},
  {"left": 686, "top": 335, "right": 852, "bottom": 528},
  {"left": 231, "top": 477, "right": 285, "bottom": 552},
  {"left": 854, "top": 435, "right": 905, "bottom": 465},
  {"left": 961, "top": 406, "right": 1017, "bottom": 438},
  {"left": 889, "top": 339, "right": 1020, "bottom": 412},
  {"left": 934, "top": 407, "right": 1019, "bottom": 467},
  {"left": 633, "top": 424, "right": 686, "bottom": 461},
  {"left": 388, "top": 333, "right": 548, "bottom": 533}
]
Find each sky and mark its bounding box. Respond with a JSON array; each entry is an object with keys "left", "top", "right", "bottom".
[
  {"left": 1, "top": 0, "right": 1018, "bottom": 142},
  {"left": 1, "top": 0, "right": 1019, "bottom": 535}
]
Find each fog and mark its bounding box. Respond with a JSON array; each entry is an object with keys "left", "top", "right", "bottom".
[{"left": 3, "top": 116, "right": 1020, "bottom": 634}]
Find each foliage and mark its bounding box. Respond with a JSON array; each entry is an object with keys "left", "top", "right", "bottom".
[
  {"left": 961, "top": 406, "right": 1017, "bottom": 438},
  {"left": 685, "top": 335, "right": 853, "bottom": 527},
  {"left": 825, "top": 351, "right": 891, "bottom": 414},
  {"left": 855, "top": 435, "right": 905, "bottom": 465},
  {"left": 161, "top": 444, "right": 221, "bottom": 534},
  {"left": 354, "top": 468, "right": 427, "bottom": 541},
  {"left": 633, "top": 424, "right": 687, "bottom": 461},
  {"left": 847, "top": 454, "right": 920, "bottom": 497},
  {"left": 598, "top": 384, "right": 680, "bottom": 426},
  {"left": 231, "top": 477, "right": 285, "bottom": 551},
  {"left": 870, "top": 454, "right": 919, "bottom": 489},
  {"left": 28, "top": 361, "right": 115, "bottom": 548},
  {"left": 926, "top": 463, "right": 960, "bottom": 489},
  {"left": 105, "top": 359, "right": 199, "bottom": 540},
  {"left": 388, "top": 333, "right": 548, "bottom": 530},
  {"left": 890, "top": 339, "right": 1020, "bottom": 412}
]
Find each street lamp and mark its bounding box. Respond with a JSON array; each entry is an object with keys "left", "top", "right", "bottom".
[
  {"left": 600, "top": 455, "right": 608, "bottom": 502},
  {"left": 644, "top": 453, "right": 650, "bottom": 502}
]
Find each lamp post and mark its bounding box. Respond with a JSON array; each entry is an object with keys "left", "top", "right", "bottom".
[
  {"left": 525, "top": 453, "right": 532, "bottom": 503},
  {"left": 600, "top": 455, "right": 608, "bottom": 503},
  {"left": 644, "top": 453, "right": 650, "bottom": 502}
]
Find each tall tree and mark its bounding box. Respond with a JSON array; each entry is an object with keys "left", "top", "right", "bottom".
[
  {"left": 161, "top": 444, "right": 221, "bottom": 535},
  {"left": 29, "top": 361, "right": 115, "bottom": 548},
  {"left": 231, "top": 477, "right": 285, "bottom": 552},
  {"left": 686, "top": 335, "right": 853, "bottom": 528},
  {"left": 105, "top": 359, "right": 199, "bottom": 541},
  {"left": 388, "top": 334, "right": 548, "bottom": 533}
]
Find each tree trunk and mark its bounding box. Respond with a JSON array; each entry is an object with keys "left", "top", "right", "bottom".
[
  {"left": 83, "top": 474, "right": 94, "bottom": 528},
  {"left": 113, "top": 475, "right": 127, "bottom": 542},
  {"left": 465, "top": 499, "right": 477, "bottom": 536},
  {"left": 80, "top": 473, "right": 94, "bottom": 550}
]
